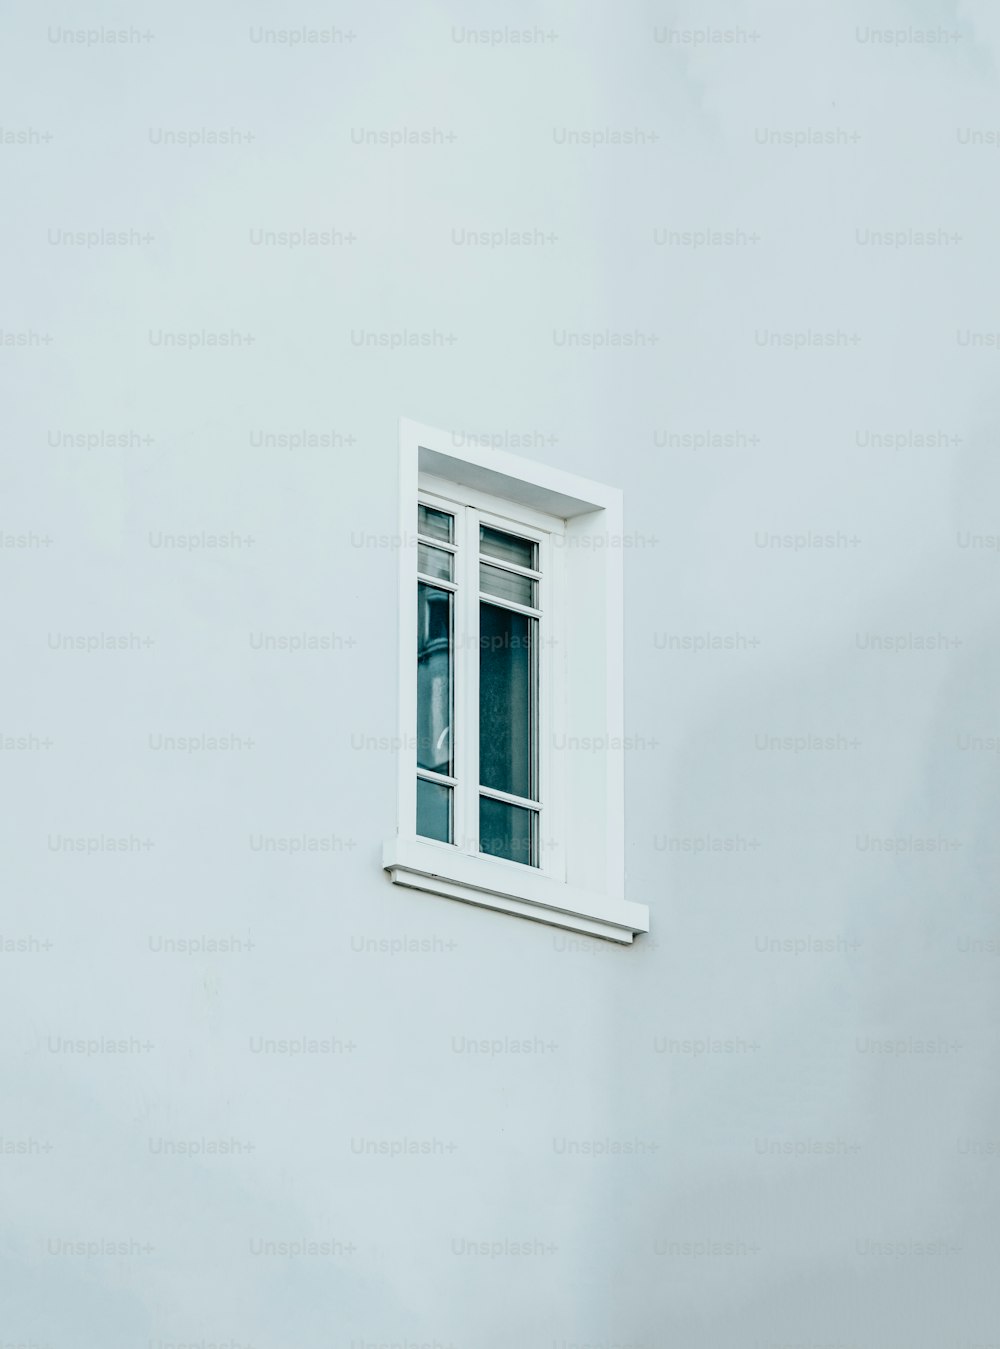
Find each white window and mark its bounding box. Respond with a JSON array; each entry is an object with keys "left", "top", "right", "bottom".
[
  {"left": 414, "top": 482, "right": 563, "bottom": 873},
  {"left": 383, "top": 420, "right": 649, "bottom": 944}
]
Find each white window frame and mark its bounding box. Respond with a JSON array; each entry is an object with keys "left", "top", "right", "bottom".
[
  {"left": 416, "top": 479, "right": 566, "bottom": 881},
  {"left": 382, "top": 418, "right": 650, "bottom": 944}
]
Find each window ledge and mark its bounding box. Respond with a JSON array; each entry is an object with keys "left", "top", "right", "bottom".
[{"left": 383, "top": 838, "right": 649, "bottom": 944}]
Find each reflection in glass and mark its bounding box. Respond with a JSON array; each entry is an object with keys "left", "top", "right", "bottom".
[
  {"left": 479, "top": 602, "right": 536, "bottom": 801},
  {"left": 418, "top": 542, "right": 453, "bottom": 582},
  {"left": 480, "top": 795, "right": 536, "bottom": 866},
  {"left": 480, "top": 525, "right": 536, "bottom": 569},
  {"left": 418, "top": 504, "right": 453, "bottom": 543},
  {"left": 417, "top": 583, "right": 452, "bottom": 776},
  {"left": 417, "top": 777, "right": 452, "bottom": 843},
  {"left": 480, "top": 563, "right": 536, "bottom": 607}
]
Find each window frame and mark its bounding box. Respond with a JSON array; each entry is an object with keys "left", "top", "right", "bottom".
[
  {"left": 383, "top": 418, "right": 650, "bottom": 944},
  {"left": 415, "top": 478, "right": 567, "bottom": 882}
]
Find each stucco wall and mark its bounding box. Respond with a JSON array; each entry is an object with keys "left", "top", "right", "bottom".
[{"left": 5, "top": 1, "right": 999, "bottom": 1345}]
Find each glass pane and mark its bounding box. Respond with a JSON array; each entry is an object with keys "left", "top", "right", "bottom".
[
  {"left": 417, "top": 778, "right": 452, "bottom": 843},
  {"left": 479, "top": 602, "right": 536, "bottom": 800},
  {"left": 417, "top": 583, "right": 452, "bottom": 774},
  {"left": 480, "top": 796, "right": 536, "bottom": 866},
  {"left": 418, "top": 542, "right": 453, "bottom": 582},
  {"left": 418, "top": 504, "right": 453, "bottom": 543},
  {"left": 480, "top": 525, "right": 536, "bottom": 570},
  {"left": 480, "top": 563, "right": 537, "bottom": 607}
]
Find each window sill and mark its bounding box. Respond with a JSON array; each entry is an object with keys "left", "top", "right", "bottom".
[{"left": 382, "top": 837, "right": 649, "bottom": 944}]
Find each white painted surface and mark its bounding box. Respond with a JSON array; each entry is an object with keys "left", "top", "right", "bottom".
[{"left": 4, "top": 3, "right": 999, "bottom": 1344}]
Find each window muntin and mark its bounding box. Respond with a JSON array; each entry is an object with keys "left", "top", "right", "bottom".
[{"left": 415, "top": 492, "right": 548, "bottom": 868}]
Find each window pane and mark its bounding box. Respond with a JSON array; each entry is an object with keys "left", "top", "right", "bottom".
[
  {"left": 480, "top": 563, "right": 537, "bottom": 607},
  {"left": 417, "top": 778, "right": 452, "bottom": 843},
  {"left": 480, "top": 525, "right": 536, "bottom": 569},
  {"left": 480, "top": 796, "right": 536, "bottom": 866},
  {"left": 418, "top": 504, "right": 453, "bottom": 543},
  {"left": 417, "top": 583, "right": 453, "bottom": 774},
  {"left": 418, "top": 542, "right": 453, "bottom": 582},
  {"left": 479, "top": 602, "right": 536, "bottom": 800}
]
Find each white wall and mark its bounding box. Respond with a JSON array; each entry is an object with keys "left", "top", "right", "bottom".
[{"left": 5, "top": 1, "right": 1000, "bottom": 1345}]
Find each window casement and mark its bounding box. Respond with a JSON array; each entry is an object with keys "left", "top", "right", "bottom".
[
  {"left": 383, "top": 419, "right": 650, "bottom": 944},
  {"left": 414, "top": 485, "right": 561, "bottom": 874}
]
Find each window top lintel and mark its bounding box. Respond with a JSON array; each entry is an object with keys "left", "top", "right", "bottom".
[{"left": 404, "top": 418, "right": 620, "bottom": 521}]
